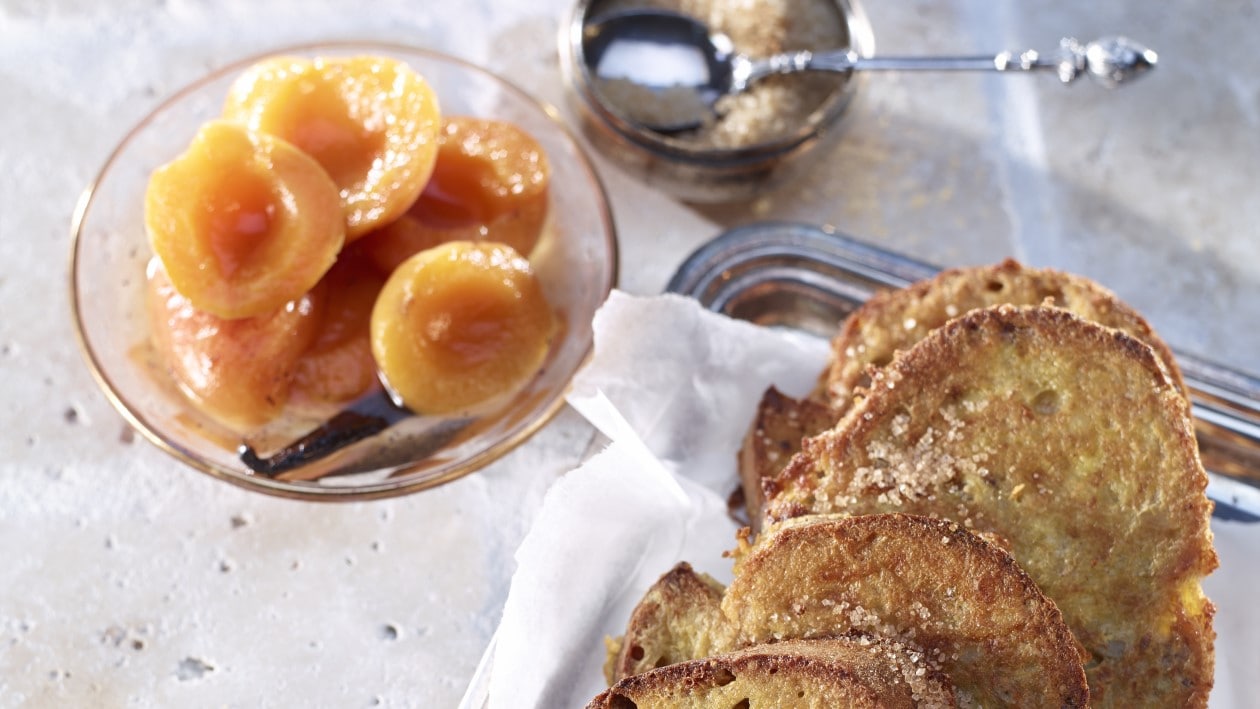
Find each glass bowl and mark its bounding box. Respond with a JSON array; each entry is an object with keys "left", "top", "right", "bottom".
[
  {"left": 560, "top": 0, "right": 875, "bottom": 203},
  {"left": 70, "top": 41, "right": 618, "bottom": 501}
]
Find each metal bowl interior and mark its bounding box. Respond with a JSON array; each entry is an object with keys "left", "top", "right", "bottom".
[{"left": 69, "top": 41, "right": 618, "bottom": 501}]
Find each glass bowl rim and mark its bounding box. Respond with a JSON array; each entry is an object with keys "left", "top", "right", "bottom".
[{"left": 68, "top": 39, "right": 619, "bottom": 502}]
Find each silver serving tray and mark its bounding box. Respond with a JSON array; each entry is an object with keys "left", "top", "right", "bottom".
[{"left": 666, "top": 221, "right": 1260, "bottom": 521}]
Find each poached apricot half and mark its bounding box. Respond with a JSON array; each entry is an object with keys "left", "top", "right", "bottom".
[
  {"left": 146, "top": 260, "right": 325, "bottom": 430},
  {"left": 370, "top": 241, "right": 555, "bottom": 415},
  {"left": 223, "top": 55, "right": 442, "bottom": 241},
  {"left": 145, "top": 120, "right": 343, "bottom": 320},
  {"left": 359, "top": 116, "right": 550, "bottom": 274},
  {"left": 290, "top": 252, "right": 384, "bottom": 405}
]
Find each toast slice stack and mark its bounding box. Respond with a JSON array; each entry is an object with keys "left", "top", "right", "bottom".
[
  {"left": 600, "top": 513, "right": 1088, "bottom": 707},
  {"left": 594, "top": 263, "right": 1215, "bottom": 707},
  {"left": 765, "top": 304, "right": 1216, "bottom": 706},
  {"left": 738, "top": 259, "right": 1188, "bottom": 528}
]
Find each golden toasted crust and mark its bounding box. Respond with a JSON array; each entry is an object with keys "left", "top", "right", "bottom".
[
  {"left": 607, "top": 562, "right": 730, "bottom": 683},
  {"left": 821, "top": 258, "right": 1187, "bottom": 407},
  {"left": 737, "top": 387, "right": 835, "bottom": 533},
  {"left": 766, "top": 305, "right": 1217, "bottom": 707},
  {"left": 588, "top": 636, "right": 956, "bottom": 709},
  {"left": 725, "top": 514, "right": 1088, "bottom": 708}
]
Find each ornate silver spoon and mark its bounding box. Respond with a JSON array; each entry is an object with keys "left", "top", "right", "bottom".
[{"left": 584, "top": 9, "right": 1158, "bottom": 132}]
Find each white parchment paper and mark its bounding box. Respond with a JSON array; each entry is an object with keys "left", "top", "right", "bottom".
[{"left": 475, "top": 291, "right": 1258, "bottom": 709}]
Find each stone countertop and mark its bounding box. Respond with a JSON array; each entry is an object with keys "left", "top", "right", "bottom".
[{"left": 1, "top": 0, "right": 1255, "bottom": 706}]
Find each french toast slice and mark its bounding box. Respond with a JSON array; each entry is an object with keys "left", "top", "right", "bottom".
[
  {"left": 738, "top": 259, "right": 1189, "bottom": 526},
  {"left": 606, "top": 562, "right": 729, "bottom": 683},
  {"left": 820, "top": 258, "right": 1188, "bottom": 405},
  {"left": 764, "top": 304, "right": 1217, "bottom": 707},
  {"left": 589, "top": 636, "right": 956, "bottom": 709},
  {"left": 724, "top": 513, "right": 1088, "bottom": 708},
  {"left": 736, "top": 387, "right": 834, "bottom": 531}
]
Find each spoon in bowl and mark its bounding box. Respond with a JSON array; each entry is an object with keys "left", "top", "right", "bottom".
[{"left": 583, "top": 9, "right": 1158, "bottom": 133}]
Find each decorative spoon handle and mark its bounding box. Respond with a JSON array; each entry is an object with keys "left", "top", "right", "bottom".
[{"left": 732, "top": 36, "right": 1157, "bottom": 91}]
